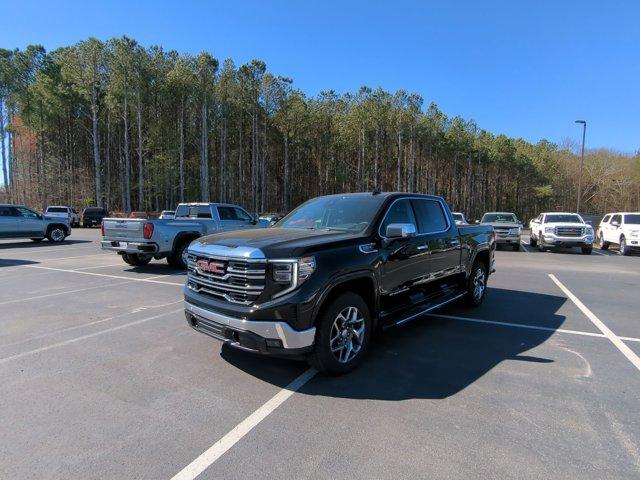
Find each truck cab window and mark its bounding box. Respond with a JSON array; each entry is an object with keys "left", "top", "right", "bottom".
[
  {"left": 380, "top": 199, "right": 416, "bottom": 235},
  {"left": 412, "top": 199, "right": 448, "bottom": 233}
]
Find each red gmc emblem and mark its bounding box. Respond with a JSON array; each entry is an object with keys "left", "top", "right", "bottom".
[{"left": 196, "top": 259, "right": 224, "bottom": 274}]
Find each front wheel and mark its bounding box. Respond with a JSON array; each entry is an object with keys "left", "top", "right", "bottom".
[
  {"left": 581, "top": 246, "right": 592, "bottom": 255},
  {"left": 529, "top": 234, "right": 537, "bottom": 247},
  {"left": 123, "top": 253, "right": 152, "bottom": 266},
  {"left": 307, "top": 292, "right": 372, "bottom": 375},
  {"left": 465, "top": 261, "right": 488, "bottom": 306},
  {"left": 167, "top": 240, "right": 191, "bottom": 269},
  {"left": 47, "top": 226, "right": 66, "bottom": 243},
  {"left": 599, "top": 234, "right": 609, "bottom": 250}
]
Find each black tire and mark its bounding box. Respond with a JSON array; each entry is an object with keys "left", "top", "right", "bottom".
[
  {"left": 512, "top": 243, "right": 520, "bottom": 251},
  {"left": 167, "top": 239, "right": 192, "bottom": 269},
  {"left": 465, "top": 260, "right": 488, "bottom": 307},
  {"left": 31, "top": 238, "right": 43, "bottom": 242},
  {"left": 307, "top": 292, "right": 372, "bottom": 375},
  {"left": 599, "top": 233, "right": 609, "bottom": 250},
  {"left": 123, "top": 253, "right": 152, "bottom": 266},
  {"left": 122, "top": 254, "right": 134, "bottom": 265},
  {"left": 620, "top": 236, "right": 630, "bottom": 256},
  {"left": 46, "top": 226, "right": 66, "bottom": 243},
  {"left": 581, "top": 246, "right": 592, "bottom": 255},
  {"left": 529, "top": 234, "right": 537, "bottom": 247}
]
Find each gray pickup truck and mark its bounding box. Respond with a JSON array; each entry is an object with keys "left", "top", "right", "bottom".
[
  {"left": 101, "top": 202, "right": 263, "bottom": 268},
  {"left": 0, "top": 204, "right": 71, "bottom": 243}
]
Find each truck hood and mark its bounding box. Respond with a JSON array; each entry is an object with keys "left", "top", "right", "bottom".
[
  {"left": 193, "top": 227, "right": 366, "bottom": 258},
  {"left": 544, "top": 222, "right": 589, "bottom": 228}
]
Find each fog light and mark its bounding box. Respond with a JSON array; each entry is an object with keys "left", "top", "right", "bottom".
[{"left": 266, "top": 339, "right": 283, "bottom": 348}]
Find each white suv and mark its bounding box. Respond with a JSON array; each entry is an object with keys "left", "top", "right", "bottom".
[{"left": 597, "top": 212, "right": 640, "bottom": 255}]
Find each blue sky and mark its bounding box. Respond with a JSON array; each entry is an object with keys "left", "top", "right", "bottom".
[{"left": 1, "top": 0, "right": 639, "bottom": 157}]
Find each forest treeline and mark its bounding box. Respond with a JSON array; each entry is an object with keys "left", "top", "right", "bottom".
[{"left": 1, "top": 37, "right": 639, "bottom": 219}]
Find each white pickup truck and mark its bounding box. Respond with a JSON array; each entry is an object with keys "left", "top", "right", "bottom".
[
  {"left": 101, "top": 202, "right": 265, "bottom": 268},
  {"left": 529, "top": 212, "right": 594, "bottom": 254},
  {"left": 597, "top": 212, "right": 640, "bottom": 255}
]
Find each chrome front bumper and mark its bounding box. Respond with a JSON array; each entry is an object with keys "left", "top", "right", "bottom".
[
  {"left": 542, "top": 234, "right": 593, "bottom": 246},
  {"left": 184, "top": 301, "right": 316, "bottom": 352},
  {"left": 100, "top": 240, "right": 158, "bottom": 254},
  {"left": 495, "top": 234, "right": 520, "bottom": 244}
]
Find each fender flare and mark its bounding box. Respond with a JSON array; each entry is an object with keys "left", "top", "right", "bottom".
[
  {"left": 310, "top": 270, "right": 379, "bottom": 327},
  {"left": 172, "top": 231, "right": 201, "bottom": 254},
  {"left": 467, "top": 244, "right": 491, "bottom": 277}
]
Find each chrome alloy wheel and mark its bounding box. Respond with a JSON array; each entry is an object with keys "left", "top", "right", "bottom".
[
  {"left": 472, "top": 267, "right": 486, "bottom": 302},
  {"left": 50, "top": 228, "right": 65, "bottom": 242},
  {"left": 329, "top": 306, "right": 365, "bottom": 364}
]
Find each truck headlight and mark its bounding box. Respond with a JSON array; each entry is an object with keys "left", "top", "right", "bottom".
[
  {"left": 585, "top": 226, "right": 594, "bottom": 236},
  {"left": 544, "top": 227, "right": 554, "bottom": 233},
  {"left": 271, "top": 257, "right": 316, "bottom": 298}
]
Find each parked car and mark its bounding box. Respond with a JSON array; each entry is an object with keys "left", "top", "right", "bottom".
[
  {"left": 258, "top": 212, "right": 284, "bottom": 226},
  {"left": 159, "top": 210, "right": 175, "bottom": 219},
  {"left": 81, "top": 207, "right": 109, "bottom": 227},
  {"left": 184, "top": 192, "right": 496, "bottom": 374},
  {"left": 480, "top": 212, "right": 521, "bottom": 251},
  {"left": 529, "top": 212, "right": 593, "bottom": 254},
  {"left": 0, "top": 204, "right": 71, "bottom": 242},
  {"left": 451, "top": 212, "right": 467, "bottom": 225},
  {"left": 101, "top": 202, "right": 264, "bottom": 268},
  {"left": 44, "top": 205, "right": 79, "bottom": 227},
  {"left": 597, "top": 212, "right": 640, "bottom": 255}
]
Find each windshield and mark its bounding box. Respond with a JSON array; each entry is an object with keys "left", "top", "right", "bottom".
[
  {"left": 452, "top": 213, "right": 464, "bottom": 221},
  {"left": 278, "top": 195, "right": 386, "bottom": 232},
  {"left": 624, "top": 214, "right": 640, "bottom": 225},
  {"left": 481, "top": 213, "right": 517, "bottom": 223},
  {"left": 545, "top": 214, "right": 583, "bottom": 223}
]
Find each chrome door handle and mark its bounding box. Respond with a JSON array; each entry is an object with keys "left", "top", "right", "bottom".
[
  {"left": 417, "top": 244, "right": 429, "bottom": 251},
  {"left": 450, "top": 239, "right": 460, "bottom": 246}
]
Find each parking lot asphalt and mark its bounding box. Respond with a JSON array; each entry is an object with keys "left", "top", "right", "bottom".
[{"left": 1, "top": 229, "right": 639, "bottom": 479}]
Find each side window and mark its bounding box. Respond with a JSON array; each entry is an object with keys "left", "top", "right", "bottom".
[
  {"left": 217, "top": 206, "right": 235, "bottom": 220},
  {"left": 601, "top": 215, "right": 611, "bottom": 224},
  {"left": 233, "top": 208, "right": 252, "bottom": 222},
  {"left": 15, "top": 207, "right": 38, "bottom": 218},
  {"left": 412, "top": 199, "right": 448, "bottom": 234},
  {"left": 196, "top": 206, "right": 212, "bottom": 219},
  {"left": 612, "top": 214, "right": 622, "bottom": 224},
  {"left": 0, "top": 206, "right": 16, "bottom": 216},
  {"left": 380, "top": 199, "right": 417, "bottom": 235}
]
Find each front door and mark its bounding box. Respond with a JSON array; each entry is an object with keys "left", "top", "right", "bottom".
[{"left": 14, "top": 207, "right": 45, "bottom": 237}]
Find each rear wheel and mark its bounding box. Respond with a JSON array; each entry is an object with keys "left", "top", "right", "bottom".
[
  {"left": 529, "top": 233, "right": 537, "bottom": 247},
  {"left": 307, "top": 292, "right": 372, "bottom": 375},
  {"left": 167, "top": 239, "right": 192, "bottom": 269},
  {"left": 47, "top": 226, "right": 66, "bottom": 243},
  {"left": 620, "top": 236, "right": 630, "bottom": 256},
  {"left": 465, "top": 260, "right": 487, "bottom": 306},
  {"left": 123, "top": 253, "right": 152, "bottom": 266}
]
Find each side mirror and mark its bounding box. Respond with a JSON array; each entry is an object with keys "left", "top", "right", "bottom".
[
  {"left": 475, "top": 220, "right": 480, "bottom": 224},
  {"left": 385, "top": 223, "right": 417, "bottom": 239}
]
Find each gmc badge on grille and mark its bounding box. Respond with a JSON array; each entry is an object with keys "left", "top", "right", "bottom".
[{"left": 196, "top": 259, "right": 224, "bottom": 274}]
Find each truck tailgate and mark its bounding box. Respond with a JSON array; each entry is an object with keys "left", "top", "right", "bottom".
[{"left": 102, "top": 218, "right": 146, "bottom": 240}]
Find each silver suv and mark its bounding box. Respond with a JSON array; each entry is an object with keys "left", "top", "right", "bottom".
[{"left": 0, "top": 204, "right": 71, "bottom": 243}]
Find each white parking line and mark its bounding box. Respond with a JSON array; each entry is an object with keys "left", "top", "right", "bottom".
[
  {"left": 0, "top": 280, "right": 130, "bottom": 306},
  {"left": 549, "top": 274, "right": 640, "bottom": 371},
  {"left": 144, "top": 272, "right": 186, "bottom": 281},
  {"left": 73, "top": 263, "right": 128, "bottom": 270},
  {"left": 23, "top": 265, "right": 184, "bottom": 286},
  {"left": 0, "top": 308, "right": 182, "bottom": 365},
  {"left": 0, "top": 300, "right": 183, "bottom": 349},
  {"left": 519, "top": 241, "right": 531, "bottom": 253},
  {"left": 170, "top": 368, "right": 317, "bottom": 480}
]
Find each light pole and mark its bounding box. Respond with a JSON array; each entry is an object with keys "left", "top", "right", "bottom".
[{"left": 575, "top": 120, "right": 586, "bottom": 214}]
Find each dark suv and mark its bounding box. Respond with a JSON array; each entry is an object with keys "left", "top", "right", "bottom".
[
  {"left": 184, "top": 192, "right": 495, "bottom": 374},
  {"left": 81, "top": 207, "right": 109, "bottom": 228}
]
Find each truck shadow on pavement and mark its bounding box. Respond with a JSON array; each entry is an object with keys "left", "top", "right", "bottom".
[
  {"left": 0, "top": 239, "right": 92, "bottom": 250},
  {"left": 222, "top": 287, "right": 567, "bottom": 400}
]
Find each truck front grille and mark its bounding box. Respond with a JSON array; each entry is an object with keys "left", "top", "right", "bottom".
[
  {"left": 555, "top": 226, "right": 584, "bottom": 237},
  {"left": 187, "top": 254, "right": 266, "bottom": 305}
]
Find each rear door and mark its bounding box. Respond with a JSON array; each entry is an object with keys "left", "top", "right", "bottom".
[
  {"left": 411, "top": 198, "right": 462, "bottom": 277},
  {"left": 0, "top": 206, "right": 18, "bottom": 237}
]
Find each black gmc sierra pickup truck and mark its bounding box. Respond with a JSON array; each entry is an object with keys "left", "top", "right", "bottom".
[{"left": 184, "top": 192, "right": 496, "bottom": 374}]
